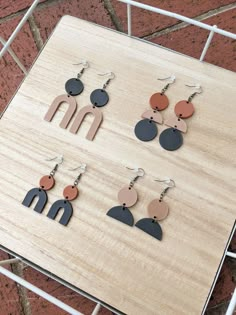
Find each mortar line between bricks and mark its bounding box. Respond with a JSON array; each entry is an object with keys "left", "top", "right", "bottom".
[
  {"left": 143, "top": 2, "right": 236, "bottom": 40},
  {"left": 0, "top": 0, "right": 66, "bottom": 24},
  {"left": 104, "top": 0, "right": 124, "bottom": 32},
  {"left": 28, "top": 15, "right": 44, "bottom": 51},
  {"left": 11, "top": 261, "right": 32, "bottom": 315}
]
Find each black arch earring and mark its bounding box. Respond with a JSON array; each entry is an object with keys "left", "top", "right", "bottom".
[
  {"left": 47, "top": 163, "right": 87, "bottom": 226},
  {"left": 134, "top": 75, "right": 175, "bottom": 142},
  {"left": 106, "top": 167, "right": 145, "bottom": 226},
  {"left": 70, "top": 71, "right": 115, "bottom": 140},
  {"left": 135, "top": 178, "right": 175, "bottom": 241},
  {"left": 22, "top": 155, "right": 63, "bottom": 213},
  {"left": 44, "top": 61, "right": 89, "bottom": 129}
]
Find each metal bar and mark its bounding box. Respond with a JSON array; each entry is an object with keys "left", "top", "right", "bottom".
[
  {"left": 227, "top": 251, "right": 236, "bottom": 259},
  {"left": 0, "top": 258, "right": 20, "bottom": 266},
  {"left": 226, "top": 288, "right": 236, "bottom": 315},
  {"left": 91, "top": 303, "right": 101, "bottom": 315},
  {"left": 0, "top": 37, "right": 27, "bottom": 74},
  {"left": 199, "top": 25, "right": 217, "bottom": 61},
  {"left": 0, "top": 0, "right": 40, "bottom": 59},
  {"left": 0, "top": 266, "right": 84, "bottom": 315},
  {"left": 127, "top": 4, "right": 132, "bottom": 36},
  {"left": 119, "top": 0, "right": 236, "bottom": 40}
]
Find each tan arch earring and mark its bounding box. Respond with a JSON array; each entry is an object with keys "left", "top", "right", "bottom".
[
  {"left": 44, "top": 61, "right": 89, "bottom": 128},
  {"left": 70, "top": 71, "right": 115, "bottom": 141}
]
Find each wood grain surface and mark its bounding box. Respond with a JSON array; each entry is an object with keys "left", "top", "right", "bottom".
[{"left": 0, "top": 16, "right": 235, "bottom": 315}]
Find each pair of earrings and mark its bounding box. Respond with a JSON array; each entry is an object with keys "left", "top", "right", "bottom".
[
  {"left": 44, "top": 61, "right": 115, "bottom": 141},
  {"left": 134, "top": 75, "right": 202, "bottom": 151},
  {"left": 106, "top": 167, "right": 175, "bottom": 241},
  {"left": 22, "top": 156, "right": 86, "bottom": 226}
]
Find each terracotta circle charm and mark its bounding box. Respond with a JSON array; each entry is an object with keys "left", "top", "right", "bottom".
[
  {"left": 63, "top": 185, "right": 79, "bottom": 201},
  {"left": 39, "top": 175, "right": 55, "bottom": 190},
  {"left": 148, "top": 199, "right": 169, "bottom": 221},
  {"left": 174, "top": 100, "right": 194, "bottom": 118},
  {"left": 149, "top": 93, "right": 169, "bottom": 110},
  {"left": 118, "top": 186, "right": 138, "bottom": 207}
]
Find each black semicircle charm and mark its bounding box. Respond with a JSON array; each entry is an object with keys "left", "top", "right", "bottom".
[
  {"left": 135, "top": 218, "right": 163, "bottom": 241},
  {"left": 47, "top": 199, "right": 73, "bottom": 226},
  {"left": 159, "top": 127, "right": 183, "bottom": 151},
  {"left": 65, "top": 78, "right": 84, "bottom": 96},
  {"left": 90, "top": 89, "right": 109, "bottom": 107},
  {"left": 106, "top": 206, "right": 134, "bottom": 226},
  {"left": 22, "top": 187, "right": 48, "bottom": 213},
  {"left": 134, "top": 119, "right": 157, "bottom": 142}
]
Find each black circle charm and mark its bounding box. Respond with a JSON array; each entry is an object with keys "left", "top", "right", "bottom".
[
  {"left": 65, "top": 78, "right": 84, "bottom": 96},
  {"left": 90, "top": 89, "right": 109, "bottom": 107},
  {"left": 159, "top": 128, "right": 183, "bottom": 151},
  {"left": 134, "top": 119, "right": 158, "bottom": 142}
]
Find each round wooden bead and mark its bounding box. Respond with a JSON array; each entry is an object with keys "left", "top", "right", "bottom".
[
  {"left": 149, "top": 93, "right": 169, "bottom": 110},
  {"left": 118, "top": 186, "right": 138, "bottom": 207},
  {"left": 148, "top": 199, "right": 169, "bottom": 220},
  {"left": 39, "top": 175, "right": 55, "bottom": 190},
  {"left": 63, "top": 185, "right": 79, "bottom": 201},
  {"left": 174, "top": 100, "right": 194, "bottom": 118}
]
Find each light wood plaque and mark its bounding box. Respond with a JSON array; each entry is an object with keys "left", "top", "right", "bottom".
[{"left": 0, "top": 16, "right": 235, "bottom": 315}]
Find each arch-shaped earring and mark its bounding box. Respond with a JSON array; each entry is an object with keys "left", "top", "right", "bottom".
[
  {"left": 22, "top": 155, "right": 63, "bottom": 213},
  {"left": 106, "top": 167, "right": 145, "bottom": 226},
  {"left": 47, "top": 163, "right": 87, "bottom": 226},
  {"left": 70, "top": 71, "right": 115, "bottom": 141},
  {"left": 134, "top": 74, "right": 175, "bottom": 142},
  {"left": 135, "top": 178, "right": 175, "bottom": 241},
  {"left": 44, "top": 61, "right": 89, "bottom": 129}
]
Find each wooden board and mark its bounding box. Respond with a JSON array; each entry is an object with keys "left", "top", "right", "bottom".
[{"left": 0, "top": 16, "right": 235, "bottom": 315}]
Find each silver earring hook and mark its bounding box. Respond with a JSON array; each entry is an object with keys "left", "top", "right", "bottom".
[
  {"left": 157, "top": 74, "right": 175, "bottom": 94},
  {"left": 126, "top": 166, "right": 145, "bottom": 187},
  {"left": 72, "top": 60, "right": 89, "bottom": 79},
  {"left": 154, "top": 177, "right": 175, "bottom": 201},
  {"left": 98, "top": 71, "right": 115, "bottom": 89},
  {"left": 72, "top": 60, "right": 89, "bottom": 68},
  {"left": 158, "top": 74, "right": 175, "bottom": 83},
  {"left": 68, "top": 163, "right": 87, "bottom": 186},
  {"left": 185, "top": 83, "right": 203, "bottom": 102},
  {"left": 45, "top": 154, "right": 64, "bottom": 177}
]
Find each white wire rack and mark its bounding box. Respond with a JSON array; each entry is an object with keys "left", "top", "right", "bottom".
[{"left": 0, "top": 0, "right": 235, "bottom": 314}]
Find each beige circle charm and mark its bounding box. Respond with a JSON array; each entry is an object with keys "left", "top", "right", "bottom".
[
  {"left": 39, "top": 175, "right": 55, "bottom": 191},
  {"left": 63, "top": 185, "right": 79, "bottom": 201},
  {"left": 118, "top": 186, "right": 138, "bottom": 207},
  {"left": 148, "top": 199, "right": 169, "bottom": 221}
]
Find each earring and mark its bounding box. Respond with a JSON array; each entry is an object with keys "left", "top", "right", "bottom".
[
  {"left": 44, "top": 61, "right": 89, "bottom": 129},
  {"left": 106, "top": 167, "right": 145, "bottom": 226},
  {"left": 135, "top": 178, "right": 175, "bottom": 241},
  {"left": 47, "top": 163, "right": 86, "bottom": 226},
  {"left": 22, "top": 155, "right": 63, "bottom": 213},
  {"left": 159, "top": 84, "right": 202, "bottom": 151},
  {"left": 70, "top": 71, "right": 115, "bottom": 141},
  {"left": 134, "top": 75, "right": 175, "bottom": 141}
]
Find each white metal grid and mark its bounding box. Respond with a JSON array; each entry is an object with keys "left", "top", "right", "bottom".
[{"left": 0, "top": 0, "right": 235, "bottom": 314}]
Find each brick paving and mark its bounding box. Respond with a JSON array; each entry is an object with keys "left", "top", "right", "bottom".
[{"left": 0, "top": 0, "right": 235, "bottom": 314}]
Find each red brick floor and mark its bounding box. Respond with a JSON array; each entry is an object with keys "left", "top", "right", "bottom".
[{"left": 0, "top": 0, "right": 235, "bottom": 314}]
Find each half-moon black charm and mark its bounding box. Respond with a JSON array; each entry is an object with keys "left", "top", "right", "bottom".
[
  {"left": 134, "top": 119, "right": 157, "bottom": 142},
  {"left": 135, "top": 218, "right": 163, "bottom": 241},
  {"left": 159, "top": 127, "right": 183, "bottom": 151},
  {"left": 65, "top": 78, "right": 84, "bottom": 96},
  {"left": 106, "top": 206, "right": 134, "bottom": 226},
  {"left": 47, "top": 199, "right": 73, "bottom": 226},
  {"left": 22, "top": 187, "right": 48, "bottom": 213},
  {"left": 90, "top": 89, "right": 109, "bottom": 107}
]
